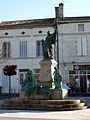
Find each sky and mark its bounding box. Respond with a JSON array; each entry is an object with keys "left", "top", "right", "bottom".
[{"left": 0, "top": 0, "right": 89, "bottom": 22}]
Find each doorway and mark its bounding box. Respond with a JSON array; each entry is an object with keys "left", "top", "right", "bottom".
[{"left": 69, "top": 70, "right": 89, "bottom": 93}]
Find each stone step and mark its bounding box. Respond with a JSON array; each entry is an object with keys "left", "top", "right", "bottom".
[
  {"left": 1, "top": 105, "right": 87, "bottom": 111},
  {"left": 2, "top": 99, "right": 81, "bottom": 104},
  {"left": 2, "top": 102, "right": 85, "bottom": 108},
  {"left": 1, "top": 99, "right": 87, "bottom": 111}
]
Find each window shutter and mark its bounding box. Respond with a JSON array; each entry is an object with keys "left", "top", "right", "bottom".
[{"left": 77, "top": 38, "right": 82, "bottom": 56}]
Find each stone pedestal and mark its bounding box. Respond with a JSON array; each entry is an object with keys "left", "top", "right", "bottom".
[
  {"left": 51, "top": 89, "right": 68, "bottom": 100},
  {"left": 39, "top": 59, "right": 57, "bottom": 88},
  {"left": 20, "top": 59, "right": 68, "bottom": 100},
  {"left": 20, "top": 91, "right": 50, "bottom": 100},
  {"left": 20, "top": 90, "right": 27, "bottom": 99}
]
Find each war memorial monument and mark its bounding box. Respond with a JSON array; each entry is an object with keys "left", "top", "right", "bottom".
[
  {"left": 20, "top": 27, "right": 68, "bottom": 100},
  {"left": 1, "top": 28, "right": 87, "bottom": 110}
]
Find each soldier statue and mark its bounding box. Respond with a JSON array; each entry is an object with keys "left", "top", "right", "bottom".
[{"left": 41, "top": 29, "right": 56, "bottom": 59}]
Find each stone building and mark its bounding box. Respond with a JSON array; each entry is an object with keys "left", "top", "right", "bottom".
[{"left": 0, "top": 3, "right": 90, "bottom": 94}]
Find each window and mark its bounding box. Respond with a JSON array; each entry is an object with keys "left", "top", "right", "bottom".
[
  {"left": 19, "top": 69, "right": 29, "bottom": 84},
  {"left": 19, "top": 41, "right": 27, "bottom": 58},
  {"left": 78, "top": 24, "right": 84, "bottom": 31},
  {"left": 4, "top": 32, "right": 8, "bottom": 35},
  {"left": 77, "top": 37, "right": 87, "bottom": 56},
  {"left": 2, "top": 42, "right": 11, "bottom": 58},
  {"left": 36, "top": 40, "right": 43, "bottom": 57},
  {"left": 38, "top": 30, "right": 42, "bottom": 34},
  {"left": 21, "top": 31, "right": 25, "bottom": 34}
]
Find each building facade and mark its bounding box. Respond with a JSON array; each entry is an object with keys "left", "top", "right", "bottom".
[{"left": 0, "top": 3, "right": 90, "bottom": 94}]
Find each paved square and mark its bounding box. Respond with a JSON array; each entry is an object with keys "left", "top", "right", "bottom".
[{"left": 0, "top": 109, "right": 90, "bottom": 120}]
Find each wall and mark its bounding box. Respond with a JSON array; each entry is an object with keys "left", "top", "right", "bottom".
[
  {"left": 0, "top": 26, "right": 55, "bottom": 93},
  {"left": 58, "top": 22, "right": 90, "bottom": 83}
]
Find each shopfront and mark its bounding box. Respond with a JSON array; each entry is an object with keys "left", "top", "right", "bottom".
[{"left": 69, "top": 65, "right": 90, "bottom": 93}]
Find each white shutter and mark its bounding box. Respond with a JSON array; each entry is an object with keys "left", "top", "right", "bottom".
[
  {"left": 77, "top": 38, "right": 82, "bottom": 56},
  {"left": 82, "top": 37, "right": 87, "bottom": 56},
  {"left": 0, "top": 69, "right": 2, "bottom": 86},
  {"left": 0, "top": 43, "right": 3, "bottom": 58}
]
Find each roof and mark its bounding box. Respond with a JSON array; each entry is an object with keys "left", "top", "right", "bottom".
[
  {"left": 0, "top": 16, "right": 90, "bottom": 29},
  {"left": 58, "top": 16, "right": 90, "bottom": 24},
  {"left": 0, "top": 18, "right": 55, "bottom": 29}
]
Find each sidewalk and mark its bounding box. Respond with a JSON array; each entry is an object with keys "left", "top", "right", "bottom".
[{"left": 0, "top": 109, "right": 90, "bottom": 120}]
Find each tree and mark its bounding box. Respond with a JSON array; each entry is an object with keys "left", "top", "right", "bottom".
[
  {"left": 3, "top": 65, "right": 17, "bottom": 99},
  {"left": 3, "top": 65, "right": 17, "bottom": 76}
]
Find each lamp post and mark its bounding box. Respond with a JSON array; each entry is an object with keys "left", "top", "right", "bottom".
[{"left": 8, "top": 75, "right": 11, "bottom": 99}]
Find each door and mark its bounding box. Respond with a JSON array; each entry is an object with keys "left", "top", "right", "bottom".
[{"left": 79, "top": 71, "right": 87, "bottom": 93}]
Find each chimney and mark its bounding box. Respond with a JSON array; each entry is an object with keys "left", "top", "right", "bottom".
[
  {"left": 55, "top": 3, "right": 64, "bottom": 19},
  {"left": 55, "top": 7, "right": 59, "bottom": 18}
]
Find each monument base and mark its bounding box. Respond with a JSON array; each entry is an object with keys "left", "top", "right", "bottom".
[
  {"left": 20, "top": 89, "right": 68, "bottom": 100},
  {"left": 20, "top": 91, "right": 50, "bottom": 100},
  {"left": 39, "top": 59, "right": 57, "bottom": 88},
  {"left": 51, "top": 89, "right": 68, "bottom": 100}
]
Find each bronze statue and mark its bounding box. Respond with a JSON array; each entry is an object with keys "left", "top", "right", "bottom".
[
  {"left": 41, "top": 29, "right": 56, "bottom": 59},
  {"left": 22, "top": 70, "right": 52, "bottom": 96},
  {"left": 53, "top": 67, "right": 63, "bottom": 90}
]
